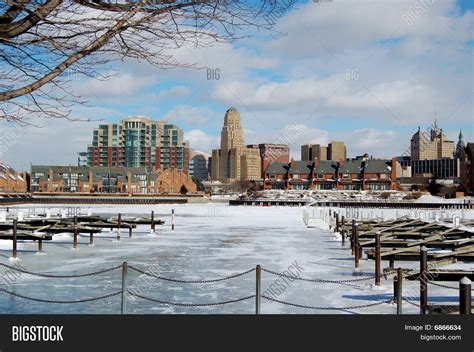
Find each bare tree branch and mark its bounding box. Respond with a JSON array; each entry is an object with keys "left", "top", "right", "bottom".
[{"left": 0, "top": 0, "right": 296, "bottom": 122}]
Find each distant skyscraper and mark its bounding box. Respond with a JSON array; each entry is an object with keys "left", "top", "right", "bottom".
[
  {"left": 211, "top": 107, "right": 261, "bottom": 182},
  {"left": 410, "top": 119, "right": 455, "bottom": 160},
  {"left": 328, "top": 141, "right": 346, "bottom": 161},
  {"left": 189, "top": 150, "right": 210, "bottom": 181},
  {"left": 301, "top": 143, "right": 338, "bottom": 161},
  {"left": 86, "top": 116, "right": 189, "bottom": 171}
]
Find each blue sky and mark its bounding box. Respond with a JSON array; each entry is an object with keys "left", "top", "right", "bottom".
[{"left": 1, "top": 0, "right": 473, "bottom": 169}]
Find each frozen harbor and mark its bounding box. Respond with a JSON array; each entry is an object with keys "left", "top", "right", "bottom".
[{"left": 0, "top": 203, "right": 468, "bottom": 314}]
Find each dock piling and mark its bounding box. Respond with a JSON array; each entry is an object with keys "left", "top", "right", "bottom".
[
  {"left": 38, "top": 239, "right": 43, "bottom": 253},
  {"left": 12, "top": 218, "right": 17, "bottom": 259},
  {"left": 117, "top": 213, "right": 121, "bottom": 241},
  {"left": 171, "top": 209, "right": 175, "bottom": 231},
  {"left": 354, "top": 223, "right": 360, "bottom": 269},
  {"left": 73, "top": 215, "right": 78, "bottom": 249},
  {"left": 459, "top": 277, "right": 471, "bottom": 315},
  {"left": 375, "top": 232, "right": 381, "bottom": 285},
  {"left": 89, "top": 231, "right": 94, "bottom": 245},
  {"left": 341, "top": 215, "right": 345, "bottom": 245},
  {"left": 151, "top": 210, "right": 155, "bottom": 233},
  {"left": 420, "top": 246, "right": 428, "bottom": 314},
  {"left": 351, "top": 219, "right": 356, "bottom": 255}
]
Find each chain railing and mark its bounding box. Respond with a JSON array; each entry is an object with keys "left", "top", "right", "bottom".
[
  {"left": 0, "top": 288, "right": 121, "bottom": 304},
  {"left": 0, "top": 262, "right": 469, "bottom": 314},
  {"left": 428, "top": 281, "right": 458, "bottom": 290},
  {"left": 261, "top": 268, "right": 377, "bottom": 284},
  {"left": 129, "top": 292, "right": 256, "bottom": 307},
  {"left": 262, "top": 295, "right": 393, "bottom": 311},
  {"left": 0, "top": 262, "right": 122, "bottom": 278},
  {"left": 128, "top": 265, "right": 255, "bottom": 284}
]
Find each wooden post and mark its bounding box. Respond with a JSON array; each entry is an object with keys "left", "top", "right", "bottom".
[
  {"left": 12, "top": 218, "right": 17, "bottom": 259},
  {"left": 396, "top": 267, "right": 403, "bottom": 315},
  {"left": 129, "top": 226, "right": 132, "bottom": 239},
  {"left": 341, "top": 215, "right": 345, "bottom": 246},
  {"left": 171, "top": 209, "right": 175, "bottom": 231},
  {"left": 255, "top": 264, "right": 261, "bottom": 315},
  {"left": 375, "top": 232, "right": 381, "bottom": 285},
  {"left": 459, "top": 277, "right": 471, "bottom": 315},
  {"left": 89, "top": 231, "right": 94, "bottom": 245},
  {"left": 351, "top": 219, "right": 356, "bottom": 255},
  {"left": 335, "top": 213, "right": 339, "bottom": 233},
  {"left": 150, "top": 210, "right": 155, "bottom": 233},
  {"left": 117, "top": 213, "right": 121, "bottom": 241},
  {"left": 389, "top": 259, "right": 395, "bottom": 269},
  {"left": 151, "top": 210, "right": 155, "bottom": 233},
  {"left": 73, "top": 215, "right": 78, "bottom": 249},
  {"left": 420, "top": 246, "right": 428, "bottom": 314},
  {"left": 354, "top": 223, "right": 360, "bottom": 269},
  {"left": 38, "top": 239, "right": 43, "bottom": 253},
  {"left": 121, "top": 262, "right": 128, "bottom": 315}
]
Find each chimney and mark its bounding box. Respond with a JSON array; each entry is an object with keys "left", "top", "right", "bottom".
[
  {"left": 48, "top": 168, "right": 54, "bottom": 192},
  {"left": 290, "top": 158, "right": 295, "bottom": 170},
  {"left": 89, "top": 170, "right": 93, "bottom": 191},
  {"left": 263, "top": 159, "right": 269, "bottom": 179},
  {"left": 313, "top": 157, "right": 319, "bottom": 173},
  {"left": 391, "top": 157, "right": 397, "bottom": 189},
  {"left": 127, "top": 171, "right": 132, "bottom": 195},
  {"left": 339, "top": 157, "right": 344, "bottom": 168}
]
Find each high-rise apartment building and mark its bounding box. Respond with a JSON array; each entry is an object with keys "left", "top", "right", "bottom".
[
  {"left": 211, "top": 107, "right": 261, "bottom": 182},
  {"left": 86, "top": 116, "right": 189, "bottom": 172},
  {"left": 410, "top": 120, "right": 455, "bottom": 160}
]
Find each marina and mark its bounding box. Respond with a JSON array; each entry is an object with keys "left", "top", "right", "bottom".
[{"left": 0, "top": 203, "right": 471, "bottom": 314}]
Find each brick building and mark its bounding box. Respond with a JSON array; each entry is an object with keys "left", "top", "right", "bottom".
[
  {"left": 263, "top": 157, "right": 397, "bottom": 191},
  {"left": 0, "top": 163, "right": 27, "bottom": 193},
  {"left": 30, "top": 165, "right": 196, "bottom": 194}
]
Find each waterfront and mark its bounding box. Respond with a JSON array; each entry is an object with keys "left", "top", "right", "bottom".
[{"left": 0, "top": 203, "right": 468, "bottom": 314}]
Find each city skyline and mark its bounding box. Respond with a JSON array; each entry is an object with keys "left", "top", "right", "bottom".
[{"left": 0, "top": 0, "right": 472, "bottom": 169}]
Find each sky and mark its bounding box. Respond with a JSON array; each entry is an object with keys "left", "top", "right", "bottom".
[{"left": 1, "top": 0, "right": 473, "bottom": 170}]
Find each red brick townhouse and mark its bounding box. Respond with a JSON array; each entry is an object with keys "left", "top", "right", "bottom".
[{"left": 263, "top": 157, "right": 397, "bottom": 191}]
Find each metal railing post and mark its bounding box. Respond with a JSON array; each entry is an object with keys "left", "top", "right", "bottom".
[
  {"left": 396, "top": 267, "right": 403, "bottom": 315},
  {"left": 121, "top": 262, "right": 128, "bottom": 314},
  {"left": 255, "top": 265, "right": 261, "bottom": 315}
]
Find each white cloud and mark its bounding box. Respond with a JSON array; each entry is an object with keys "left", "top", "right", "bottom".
[
  {"left": 184, "top": 129, "right": 220, "bottom": 153},
  {"left": 164, "top": 105, "right": 216, "bottom": 125}
]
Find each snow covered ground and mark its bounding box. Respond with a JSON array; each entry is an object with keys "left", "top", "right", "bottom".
[{"left": 0, "top": 203, "right": 470, "bottom": 314}]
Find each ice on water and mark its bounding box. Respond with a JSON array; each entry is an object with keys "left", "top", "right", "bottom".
[{"left": 0, "top": 204, "right": 466, "bottom": 314}]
